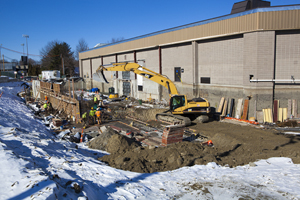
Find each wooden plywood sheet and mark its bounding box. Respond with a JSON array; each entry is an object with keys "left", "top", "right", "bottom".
[
  {"left": 292, "top": 99, "right": 298, "bottom": 118},
  {"left": 235, "top": 98, "right": 243, "bottom": 119},
  {"left": 283, "top": 108, "right": 288, "bottom": 121},
  {"left": 242, "top": 99, "right": 249, "bottom": 120},
  {"left": 288, "top": 99, "right": 292, "bottom": 118},
  {"left": 256, "top": 111, "right": 264, "bottom": 123},
  {"left": 278, "top": 108, "right": 283, "bottom": 122},
  {"left": 221, "top": 99, "right": 228, "bottom": 117},
  {"left": 273, "top": 100, "right": 279, "bottom": 122},
  {"left": 268, "top": 108, "right": 273, "bottom": 123},
  {"left": 217, "top": 97, "right": 225, "bottom": 113},
  {"left": 229, "top": 98, "right": 235, "bottom": 117}
]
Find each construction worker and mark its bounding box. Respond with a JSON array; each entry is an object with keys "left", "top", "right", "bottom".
[
  {"left": 82, "top": 112, "right": 88, "bottom": 127},
  {"left": 93, "top": 95, "right": 98, "bottom": 105},
  {"left": 95, "top": 108, "right": 102, "bottom": 125},
  {"left": 98, "top": 97, "right": 106, "bottom": 110},
  {"left": 89, "top": 107, "right": 96, "bottom": 124},
  {"left": 43, "top": 101, "right": 48, "bottom": 113},
  {"left": 47, "top": 101, "right": 53, "bottom": 113}
]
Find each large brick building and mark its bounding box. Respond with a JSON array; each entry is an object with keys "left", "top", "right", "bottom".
[{"left": 79, "top": 1, "right": 300, "bottom": 119}]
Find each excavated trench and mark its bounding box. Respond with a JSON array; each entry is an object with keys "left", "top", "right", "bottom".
[{"left": 88, "top": 106, "right": 300, "bottom": 173}]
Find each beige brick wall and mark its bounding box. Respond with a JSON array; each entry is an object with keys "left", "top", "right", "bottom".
[
  {"left": 198, "top": 36, "right": 244, "bottom": 86},
  {"left": 244, "top": 31, "right": 275, "bottom": 88},
  {"left": 276, "top": 31, "right": 300, "bottom": 80},
  {"left": 161, "top": 43, "right": 193, "bottom": 84}
]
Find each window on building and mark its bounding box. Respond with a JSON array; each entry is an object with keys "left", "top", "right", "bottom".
[
  {"left": 201, "top": 77, "right": 210, "bottom": 84},
  {"left": 138, "top": 85, "right": 143, "bottom": 91}
]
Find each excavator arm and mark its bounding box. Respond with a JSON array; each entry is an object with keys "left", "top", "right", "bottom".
[{"left": 94, "top": 62, "right": 179, "bottom": 96}]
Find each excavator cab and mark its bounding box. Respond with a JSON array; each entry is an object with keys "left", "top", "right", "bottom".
[{"left": 170, "top": 95, "right": 186, "bottom": 111}]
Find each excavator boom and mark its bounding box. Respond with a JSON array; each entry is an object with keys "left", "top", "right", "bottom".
[{"left": 94, "top": 62, "right": 179, "bottom": 96}]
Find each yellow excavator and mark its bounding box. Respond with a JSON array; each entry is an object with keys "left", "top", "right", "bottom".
[{"left": 93, "top": 62, "right": 210, "bottom": 126}]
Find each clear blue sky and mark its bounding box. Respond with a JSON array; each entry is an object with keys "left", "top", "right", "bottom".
[{"left": 1, "top": 0, "right": 299, "bottom": 62}]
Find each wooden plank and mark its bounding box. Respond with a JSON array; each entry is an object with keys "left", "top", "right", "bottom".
[
  {"left": 273, "top": 100, "right": 279, "bottom": 122},
  {"left": 278, "top": 108, "right": 283, "bottom": 122},
  {"left": 268, "top": 108, "right": 273, "bottom": 123},
  {"left": 229, "top": 98, "right": 235, "bottom": 117},
  {"left": 217, "top": 97, "right": 225, "bottom": 113},
  {"left": 254, "top": 99, "right": 257, "bottom": 119},
  {"left": 288, "top": 99, "right": 292, "bottom": 118},
  {"left": 235, "top": 98, "right": 243, "bottom": 119},
  {"left": 283, "top": 108, "right": 288, "bottom": 121},
  {"left": 263, "top": 109, "right": 266, "bottom": 123},
  {"left": 241, "top": 99, "right": 249, "bottom": 120},
  {"left": 292, "top": 99, "right": 298, "bottom": 118},
  {"left": 221, "top": 99, "right": 228, "bottom": 117},
  {"left": 256, "top": 111, "right": 264, "bottom": 123}
]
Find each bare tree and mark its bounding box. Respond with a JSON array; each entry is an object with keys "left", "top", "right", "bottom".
[
  {"left": 107, "top": 37, "right": 125, "bottom": 44},
  {"left": 75, "top": 38, "right": 89, "bottom": 60}
]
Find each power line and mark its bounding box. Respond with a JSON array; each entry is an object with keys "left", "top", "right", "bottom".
[{"left": 1, "top": 46, "right": 60, "bottom": 57}]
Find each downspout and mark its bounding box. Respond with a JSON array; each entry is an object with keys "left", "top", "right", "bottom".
[
  {"left": 134, "top": 51, "right": 137, "bottom": 79},
  {"left": 272, "top": 33, "right": 277, "bottom": 117},
  {"left": 80, "top": 59, "right": 83, "bottom": 78},
  {"left": 115, "top": 54, "right": 118, "bottom": 78},
  {"left": 90, "top": 58, "right": 93, "bottom": 89},
  {"left": 159, "top": 46, "right": 162, "bottom": 101},
  {"left": 101, "top": 56, "right": 104, "bottom": 92}
]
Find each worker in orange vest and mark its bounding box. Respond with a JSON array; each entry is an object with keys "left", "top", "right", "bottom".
[{"left": 95, "top": 108, "right": 102, "bottom": 125}]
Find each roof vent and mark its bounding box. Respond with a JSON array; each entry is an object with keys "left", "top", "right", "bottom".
[{"left": 231, "top": 0, "right": 271, "bottom": 14}]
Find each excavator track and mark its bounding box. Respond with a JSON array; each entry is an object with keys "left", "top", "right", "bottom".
[{"left": 156, "top": 113, "right": 191, "bottom": 126}]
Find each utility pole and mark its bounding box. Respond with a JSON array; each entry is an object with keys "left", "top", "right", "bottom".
[
  {"left": 2, "top": 55, "right": 4, "bottom": 71},
  {"left": 21, "top": 44, "right": 25, "bottom": 55},
  {"left": 61, "top": 54, "right": 65, "bottom": 76}
]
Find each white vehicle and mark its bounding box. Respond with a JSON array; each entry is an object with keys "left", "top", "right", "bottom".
[{"left": 42, "top": 70, "right": 60, "bottom": 80}]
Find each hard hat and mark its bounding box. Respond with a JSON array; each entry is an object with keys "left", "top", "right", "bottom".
[{"left": 91, "top": 107, "right": 94, "bottom": 109}]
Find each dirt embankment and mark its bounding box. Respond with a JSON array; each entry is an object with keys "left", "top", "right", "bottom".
[{"left": 89, "top": 121, "right": 300, "bottom": 173}]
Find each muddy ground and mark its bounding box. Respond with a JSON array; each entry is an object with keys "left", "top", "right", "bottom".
[{"left": 88, "top": 107, "right": 300, "bottom": 173}]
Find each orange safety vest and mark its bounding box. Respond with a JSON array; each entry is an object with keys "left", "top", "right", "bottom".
[{"left": 95, "top": 110, "right": 101, "bottom": 117}]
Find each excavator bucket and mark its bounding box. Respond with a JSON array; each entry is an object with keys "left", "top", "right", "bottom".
[{"left": 92, "top": 70, "right": 109, "bottom": 83}]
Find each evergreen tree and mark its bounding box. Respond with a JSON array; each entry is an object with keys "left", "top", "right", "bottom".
[{"left": 40, "top": 41, "right": 76, "bottom": 76}]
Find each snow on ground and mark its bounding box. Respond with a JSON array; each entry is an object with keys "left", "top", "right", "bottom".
[{"left": 0, "top": 81, "right": 300, "bottom": 200}]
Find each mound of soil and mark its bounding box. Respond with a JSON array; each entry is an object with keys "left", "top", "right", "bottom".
[
  {"left": 87, "top": 127, "right": 117, "bottom": 151},
  {"left": 99, "top": 141, "right": 217, "bottom": 173},
  {"left": 127, "top": 108, "right": 167, "bottom": 122},
  {"left": 106, "top": 134, "right": 140, "bottom": 154},
  {"left": 98, "top": 121, "right": 300, "bottom": 173}
]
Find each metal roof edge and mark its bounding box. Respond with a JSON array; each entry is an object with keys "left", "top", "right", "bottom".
[{"left": 80, "top": 4, "right": 300, "bottom": 54}]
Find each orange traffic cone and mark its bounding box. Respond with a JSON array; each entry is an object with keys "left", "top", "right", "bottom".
[{"left": 80, "top": 128, "right": 83, "bottom": 143}]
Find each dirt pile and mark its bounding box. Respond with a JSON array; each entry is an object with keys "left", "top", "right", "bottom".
[
  {"left": 87, "top": 127, "right": 117, "bottom": 151},
  {"left": 99, "top": 141, "right": 217, "bottom": 173},
  {"left": 127, "top": 108, "right": 167, "bottom": 122},
  {"left": 277, "top": 120, "right": 299, "bottom": 127},
  {"left": 106, "top": 134, "right": 140, "bottom": 154},
  {"left": 97, "top": 121, "right": 300, "bottom": 173},
  {"left": 88, "top": 126, "right": 140, "bottom": 153}
]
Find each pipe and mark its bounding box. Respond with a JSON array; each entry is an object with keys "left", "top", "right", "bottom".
[{"left": 250, "top": 79, "right": 300, "bottom": 82}]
